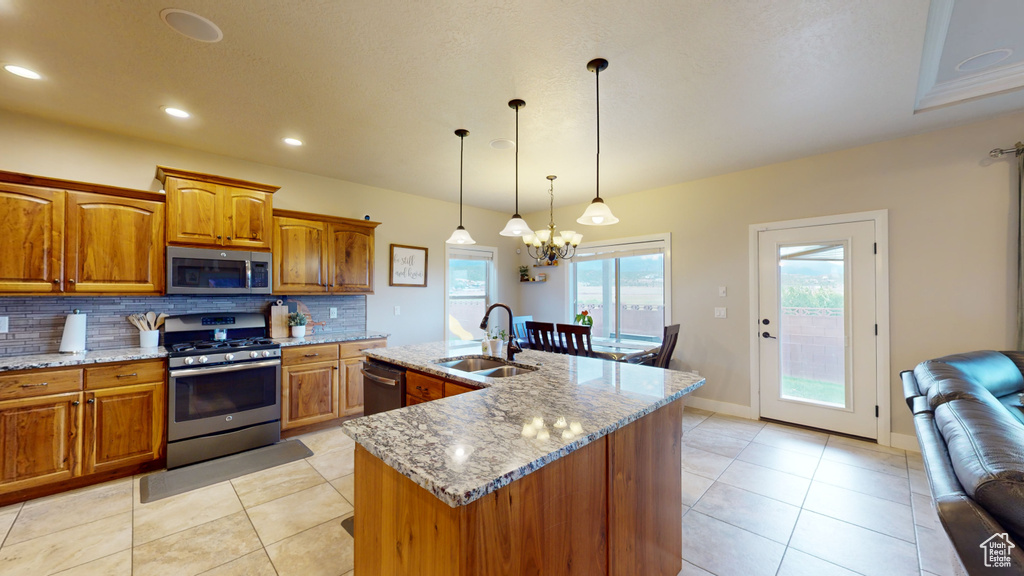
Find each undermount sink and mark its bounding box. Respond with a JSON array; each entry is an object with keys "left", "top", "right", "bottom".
[{"left": 435, "top": 357, "right": 537, "bottom": 378}]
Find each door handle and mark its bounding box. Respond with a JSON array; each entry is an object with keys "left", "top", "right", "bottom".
[{"left": 761, "top": 332, "right": 777, "bottom": 339}]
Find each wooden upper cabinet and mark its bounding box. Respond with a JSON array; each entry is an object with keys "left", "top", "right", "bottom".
[
  {"left": 0, "top": 183, "right": 64, "bottom": 294},
  {"left": 157, "top": 166, "right": 278, "bottom": 250},
  {"left": 329, "top": 223, "right": 375, "bottom": 293},
  {"left": 273, "top": 216, "right": 329, "bottom": 293},
  {"left": 226, "top": 189, "right": 273, "bottom": 249},
  {"left": 65, "top": 192, "right": 164, "bottom": 295},
  {"left": 273, "top": 209, "right": 379, "bottom": 295}
]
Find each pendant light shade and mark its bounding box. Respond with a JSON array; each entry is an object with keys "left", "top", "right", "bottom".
[
  {"left": 446, "top": 129, "right": 476, "bottom": 245},
  {"left": 500, "top": 99, "right": 534, "bottom": 237},
  {"left": 578, "top": 58, "right": 619, "bottom": 226}
]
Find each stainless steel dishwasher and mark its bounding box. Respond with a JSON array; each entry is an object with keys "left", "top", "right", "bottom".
[{"left": 361, "top": 360, "right": 406, "bottom": 416}]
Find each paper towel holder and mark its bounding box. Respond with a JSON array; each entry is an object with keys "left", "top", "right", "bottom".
[{"left": 59, "top": 309, "right": 87, "bottom": 354}]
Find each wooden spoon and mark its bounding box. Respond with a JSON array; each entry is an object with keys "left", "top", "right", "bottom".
[
  {"left": 146, "top": 311, "right": 157, "bottom": 330},
  {"left": 155, "top": 313, "right": 168, "bottom": 328}
]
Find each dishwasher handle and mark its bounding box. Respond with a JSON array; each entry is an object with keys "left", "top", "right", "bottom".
[{"left": 363, "top": 370, "right": 400, "bottom": 387}]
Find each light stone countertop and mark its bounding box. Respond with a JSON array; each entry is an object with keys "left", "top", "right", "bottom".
[
  {"left": 272, "top": 330, "right": 389, "bottom": 347},
  {"left": 342, "top": 342, "right": 705, "bottom": 507},
  {"left": 0, "top": 347, "right": 169, "bottom": 372}
]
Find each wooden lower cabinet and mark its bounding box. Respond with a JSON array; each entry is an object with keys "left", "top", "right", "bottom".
[
  {"left": 0, "top": 391, "right": 81, "bottom": 493},
  {"left": 83, "top": 381, "right": 165, "bottom": 475},
  {"left": 342, "top": 357, "right": 365, "bottom": 414},
  {"left": 0, "top": 359, "right": 167, "bottom": 503},
  {"left": 282, "top": 360, "right": 340, "bottom": 429},
  {"left": 406, "top": 371, "right": 480, "bottom": 406}
]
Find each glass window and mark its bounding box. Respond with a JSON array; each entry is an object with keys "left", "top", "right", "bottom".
[
  {"left": 571, "top": 235, "right": 670, "bottom": 343},
  {"left": 446, "top": 246, "right": 496, "bottom": 343}
]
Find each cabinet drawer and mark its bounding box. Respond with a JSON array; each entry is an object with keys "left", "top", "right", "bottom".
[
  {"left": 444, "top": 382, "right": 479, "bottom": 398},
  {"left": 406, "top": 371, "right": 443, "bottom": 403},
  {"left": 405, "top": 394, "right": 426, "bottom": 407},
  {"left": 0, "top": 368, "right": 82, "bottom": 400},
  {"left": 338, "top": 338, "right": 387, "bottom": 359},
  {"left": 85, "top": 359, "right": 165, "bottom": 390},
  {"left": 283, "top": 344, "right": 339, "bottom": 366}
]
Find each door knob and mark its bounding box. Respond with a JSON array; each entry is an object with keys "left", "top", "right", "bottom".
[
  {"left": 761, "top": 332, "right": 776, "bottom": 339},
  {"left": 762, "top": 319, "right": 770, "bottom": 325}
]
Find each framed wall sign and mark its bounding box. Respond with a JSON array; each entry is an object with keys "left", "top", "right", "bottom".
[{"left": 389, "top": 244, "right": 428, "bottom": 287}]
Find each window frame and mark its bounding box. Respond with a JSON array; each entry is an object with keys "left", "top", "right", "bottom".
[
  {"left": 568, "top": 233, "right": 672, "bottom": 343},
  {"left": 444, "top": 244, "right": 498, "bottom": 343}
]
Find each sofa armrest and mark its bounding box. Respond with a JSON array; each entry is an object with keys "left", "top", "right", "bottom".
[
  {"left": 902, "top": 369, "right": 922, "bottom": 410},
  {"left": 915, "top": 411, "right": 1024, "bottom": 574}
]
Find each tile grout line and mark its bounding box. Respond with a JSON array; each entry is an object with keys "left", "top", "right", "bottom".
[{"left": 226, "top": 474, "right": 281, "bottom": 576}]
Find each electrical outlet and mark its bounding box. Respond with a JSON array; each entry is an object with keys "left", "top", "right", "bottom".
[
  {"left": 718, "top": 286, "right": 727, "bottom": 297},
  {"left": 329, "top": 307, "right": 338, "bottom": 319},
  {"left": 0, "top": 317, "right": 7, "bottom": 333},
  {"left": 394, "top": 305, "right": 401, "bottom": 316},
  {"left": 714, "top": 307, "right": 727, "bottom": 319}
]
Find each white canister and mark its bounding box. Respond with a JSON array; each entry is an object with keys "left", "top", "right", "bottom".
[
  {"left": 488, "top": 338, "right": 502, "bottom": 357},
  {"left": 139, "top": 330, "right": 159, "bottom": 348}
]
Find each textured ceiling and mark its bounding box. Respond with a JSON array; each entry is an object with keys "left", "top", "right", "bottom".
[{"left": 2, "top": 0, "right": 1024, "bottom": 213}]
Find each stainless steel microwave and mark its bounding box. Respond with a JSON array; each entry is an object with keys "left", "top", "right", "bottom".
[{"left": 166, "top": 246, "right": 272, "bottom": 295}]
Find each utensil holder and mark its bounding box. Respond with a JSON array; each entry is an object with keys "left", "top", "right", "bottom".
[{"left": 139, "top": 330, "right": 159, "bottom": 348}]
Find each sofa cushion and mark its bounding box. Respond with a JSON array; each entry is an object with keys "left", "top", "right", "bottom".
[
  {"left": 915, "top": 351, "right": 1024, "bottom": 400},
  {"left": 934, "top": 397, "right": 1024, "bottom": 544}
]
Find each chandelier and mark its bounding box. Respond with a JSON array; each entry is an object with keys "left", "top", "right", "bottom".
[{"left": 523, "top": 175, "right": 582, "bottom": 264}]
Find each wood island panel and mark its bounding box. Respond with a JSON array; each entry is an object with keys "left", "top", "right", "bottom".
[{"left": 353, "top": 399, "right": 683, "bottom": 576}]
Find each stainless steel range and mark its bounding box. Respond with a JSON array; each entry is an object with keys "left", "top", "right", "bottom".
[{"left": 164, "top": 312, "right": 282, "bottom": 469}]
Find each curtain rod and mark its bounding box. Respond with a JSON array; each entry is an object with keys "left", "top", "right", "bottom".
[{"left": 990, "top": 142, "right": 1024, "bottom": 158}]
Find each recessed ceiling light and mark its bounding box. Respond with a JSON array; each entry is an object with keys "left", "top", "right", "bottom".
[
  {"left": 163, "top": 106, "right": 191, "bottom": 118},
  {"left": 956, "top": 49, "right": 1013, "bottom": 73},
  {"left": 4, "top": 65, "right": 41, "bottom": 80},
  {"left": 283, "top": 137, "right": 303, "bottom": 146},
  {"left": 490, "top": 138, "right": 516, "bottom": 149},
  {"left": 160, "top": 9, "right": 223, "bottom": 43}
]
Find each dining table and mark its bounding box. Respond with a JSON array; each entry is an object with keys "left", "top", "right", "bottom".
[{"left": 589, "top": 337, "right": 662, "bottom": 362}]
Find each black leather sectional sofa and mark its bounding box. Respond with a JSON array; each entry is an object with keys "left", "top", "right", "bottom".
[{"left": 903, "top": 350, "right": 1024, "bottom": 574}]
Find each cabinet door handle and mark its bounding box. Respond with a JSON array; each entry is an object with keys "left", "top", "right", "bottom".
[
  {"left": 116, "top": 372, "right": 138, "bottom": 378},
  {"left": 227, "top": 236, "right": 232, "bottom": 240},
  {"left": 72, "top": 400, "right": 80, "bottom": 406},
  {"left": 21, "top": 382, "right": 48, "bottom": 388},
  {"left": 68, "top": 279, "right": 76, "bottom": 284},
  {"left": 87, "top": 398, "right": 95, "bottom": 404},
  {"left": 304, "top": 353, "right": 320, "bottom": 358},
  {"left": 217, "top": 235, "right": 222, "bottom": 239},
  {"left": 52, "top": 279, "right": 60, "bottom": 284}
]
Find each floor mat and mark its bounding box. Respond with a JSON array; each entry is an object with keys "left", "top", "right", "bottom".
[{"left": 140, "top": 439, "right": 313, "bottom": 503}]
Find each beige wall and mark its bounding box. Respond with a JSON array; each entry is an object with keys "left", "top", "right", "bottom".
[
  {"left": 0, "top": 109, "right": 521, "bottom": 346},
  {"left": 519, "top": 110, "right": 1023, "bottom": 437}
]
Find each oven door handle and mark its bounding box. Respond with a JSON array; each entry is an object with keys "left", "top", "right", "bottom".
[{"left": 171, "top": 358, "right": 281, "bottom": 377}]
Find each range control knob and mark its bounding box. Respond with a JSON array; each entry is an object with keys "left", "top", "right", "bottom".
[
  {"left": 224, "top": 353, "right": 235, "bottom": 361},
  {"left": 250, "top": 351, "right": 259, "bottom": 359},
  {"left": 184, "top": 357, "right": 195, "bottom": 365},
  {"left": 262, "top": 350, "right": 272, "bottom": 358},
  {"left": 198, "top": 356, "right": 209, "bottom": 364}
]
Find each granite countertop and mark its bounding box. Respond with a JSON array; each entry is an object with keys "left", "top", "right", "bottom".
[
  {"left": 342, "top": 342, "right": 705, "bottom": 508},
  {"left": 272, "top": 330, "right": 389, "bottom": 347},
  {"left": 0, "top": 330, "right": 390, "bottom": 372},
  {"left": 0, "top": 347, "right": 170, "bottom": 372}
]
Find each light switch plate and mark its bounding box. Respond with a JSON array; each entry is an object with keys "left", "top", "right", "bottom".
[
  {"left": 714, "top": 307, "right": 727, "bottom": 319},
  {"left": 0, "top": 317, "right": 8, "bottom": 333},
  {"left": 718, "top": 286, "right": 727, "bottom": 297},
  {"left": 329, "top": 307, "right": 337, "bottom": 319}
]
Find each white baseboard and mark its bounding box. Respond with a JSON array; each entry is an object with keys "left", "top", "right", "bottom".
[
  {"left": 684, "top": 396, "right": 756, "bottom": 420},
  {"left": 889, "top": 432, "right": 921, "bottom": 453}
]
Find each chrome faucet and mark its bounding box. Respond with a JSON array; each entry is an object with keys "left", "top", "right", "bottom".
[{"left": 479, "top": 303, "right": 522, "bottom": 361}]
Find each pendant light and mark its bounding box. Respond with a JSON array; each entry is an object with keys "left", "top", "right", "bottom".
[
  {"left": 578, "top": 58, "right": 619, "bottom": 226},
  {"left": 499, "top": 99, "right": 534, "bottom": 237},
  {"left": 446, "top": 129, "right": 476, "bottom": 245}
]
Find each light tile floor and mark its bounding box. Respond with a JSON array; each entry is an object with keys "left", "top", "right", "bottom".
[{"left": 0, "top": 407, "right": 955, "bottom": 575}]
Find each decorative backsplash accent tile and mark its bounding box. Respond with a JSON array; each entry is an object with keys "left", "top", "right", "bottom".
[{"left": 0, "top": 295, "right": 365, "bottom": 357}]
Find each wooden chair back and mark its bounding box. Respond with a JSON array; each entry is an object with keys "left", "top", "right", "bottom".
[
  {"left": 556, "top": 324, "right": 594, "bottom": 357},
  {"left": 653, "top": 324, "right": 680, "bottom": 368},
  {"left": 524, "top": 321, "right": 559, "bottom": 353}
]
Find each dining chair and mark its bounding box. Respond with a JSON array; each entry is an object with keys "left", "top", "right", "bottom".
[
  {"left": 524, "top": 321, "right": 559, "bottom": 353},
  {"left": 651, "top": 324, "right": 680, "bottom": 368},
  {"left": 556, "top": 324, "right": 594, "bottom": 357},
  {"left": 511, "top": 315, "right": 532, "bottom": 347}
]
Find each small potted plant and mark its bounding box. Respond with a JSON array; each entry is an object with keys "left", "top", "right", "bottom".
[
  {"left": 574, "top": 310, "right": 593, "bottom": 327},
  {"left": 288, "top": 312, "right": 308, "bottom": 338},
  {"left": 519, "top": 265, "right": 530, "bottom": 282},
  {"left": 488, "top": 328, "right": 507, "bottom": 357}
]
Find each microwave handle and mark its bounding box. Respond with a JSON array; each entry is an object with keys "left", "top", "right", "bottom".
[{"left": 246, "top": 259, "right": 252, "bottom": 290}]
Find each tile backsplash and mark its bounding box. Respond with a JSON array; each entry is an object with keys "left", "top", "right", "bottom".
[{"left": 0, "top": 294, "right": 366, "bottom": 356}]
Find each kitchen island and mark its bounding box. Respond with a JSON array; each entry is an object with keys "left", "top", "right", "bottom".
[{"left": 341, "top": 342, "right": 705, "bottom": 575}]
